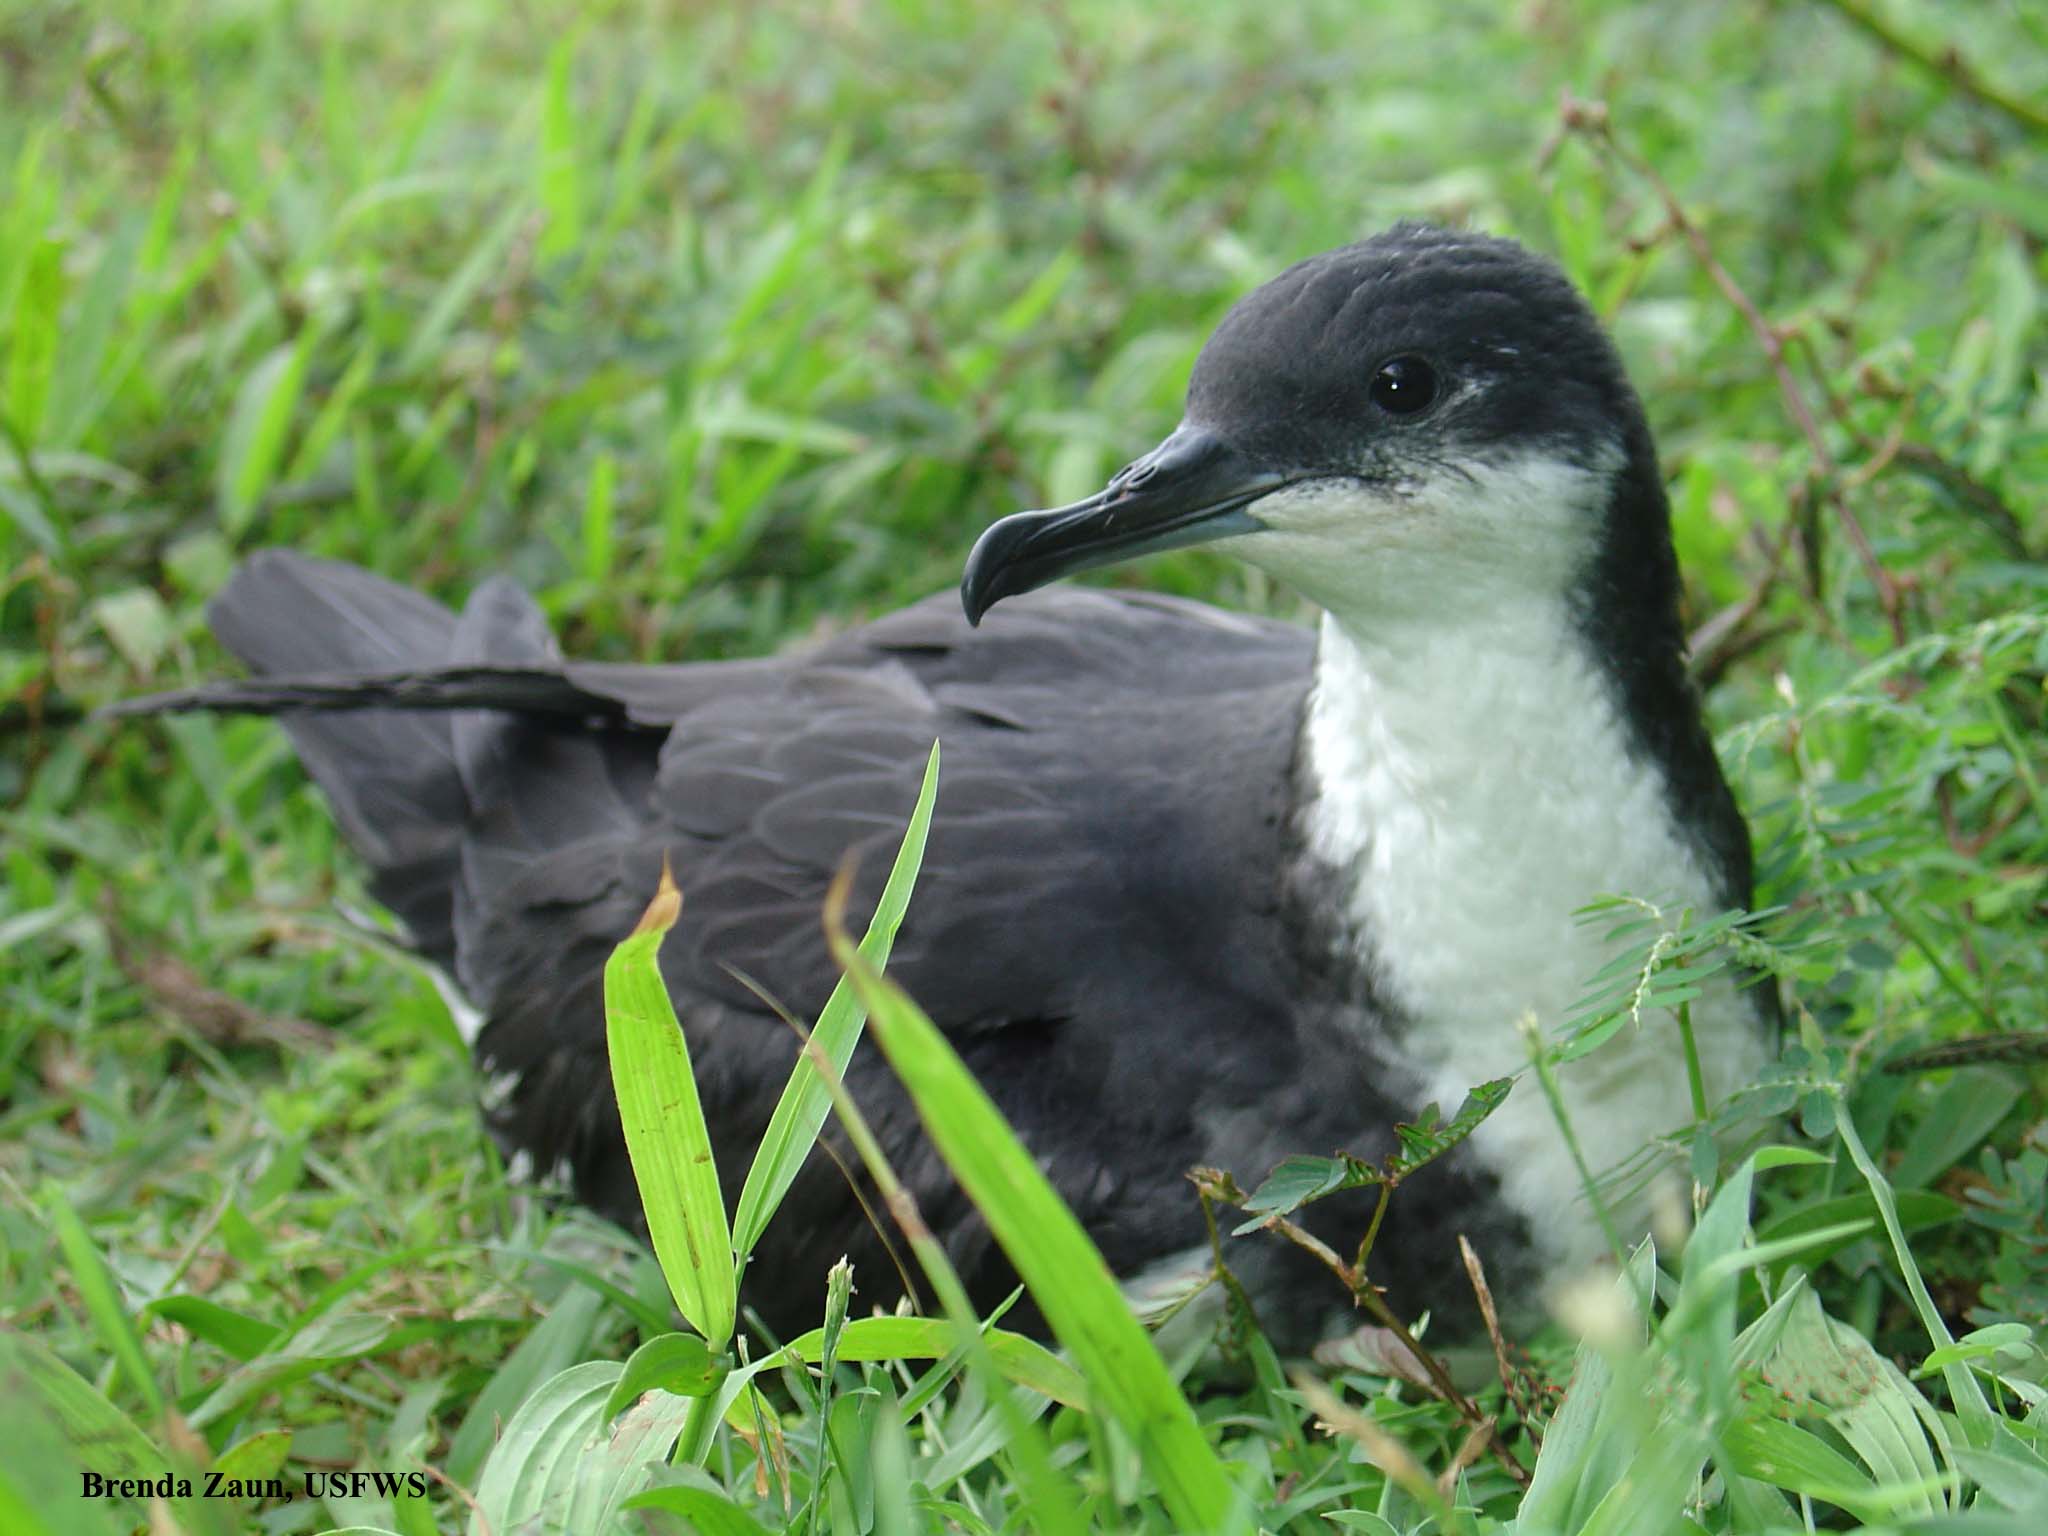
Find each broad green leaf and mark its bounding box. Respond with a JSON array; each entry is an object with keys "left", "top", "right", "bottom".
[
  {"left": 0, "top": 1328, "right": 165, "bottom": 1482},
  {"left": 1721, "top": 1415, "right": 1885, "bottom": 1522},
  {"left": 605, "top": 863, "right": 736, "bottom": 1347},
  {"left": 623, "top": 1482, "right": 774, "bottom": 1536},
  {"left": 600, "top": 1332, "right": 719, "bottom": 1422},
  {"left": 470, "top": 1360, "right": 656, "bottom": 1536},
  {"left": 1745, "top": 1284, "right": 1953, "bottom": 1519},
  {"left": 445, "top": 1282, "right": 605, "bottom": 1486},
  {"left": 1955, "top": 1427, "right": 2048, "bottom": 1516},
  {"left": 212, "top": 1429, "right": 293, "bottom": 1485}
]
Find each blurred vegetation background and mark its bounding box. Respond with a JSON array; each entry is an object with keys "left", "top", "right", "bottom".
[{"left": 2, "top": 1, "right": 2044, "bottom": 1532}]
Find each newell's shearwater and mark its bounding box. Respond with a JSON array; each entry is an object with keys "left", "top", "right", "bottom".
[{"left": 121, "top": 224, "right": 1772, "bottom": 1344}]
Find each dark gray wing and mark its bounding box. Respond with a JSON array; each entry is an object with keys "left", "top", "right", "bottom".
[
  {"left": 132, "top": 552, "right": 1338, "bottom": 1330},
  {"left": 460, "top": 589, "right": 1324, "bottom": 1322}
]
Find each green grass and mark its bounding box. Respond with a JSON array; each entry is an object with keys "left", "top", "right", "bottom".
[{"left": 3, "top": 0, "right": 2046, "bottom": 1531}]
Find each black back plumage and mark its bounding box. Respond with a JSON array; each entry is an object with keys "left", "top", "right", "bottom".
[{"left": 187, "top": 550, "right": 1411, "bottom": 1338}]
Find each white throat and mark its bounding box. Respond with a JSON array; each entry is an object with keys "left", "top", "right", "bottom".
[{"left": 1263, "top": 465, "right": 1766, "bottom": 1280}]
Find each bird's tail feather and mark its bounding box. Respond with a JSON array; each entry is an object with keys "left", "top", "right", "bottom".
[
  {"left": 103, "top": 666, "right": 631, "bottom": 720},
  {"left": 113, "top": 551, "right": 653, "bottom": 972}
]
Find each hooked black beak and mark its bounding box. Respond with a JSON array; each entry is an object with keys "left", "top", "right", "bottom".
[{"left": 960, "top": 427, "right": 1292, "bottom": 625}]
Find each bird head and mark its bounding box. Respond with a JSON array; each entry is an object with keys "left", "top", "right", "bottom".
[{"left": 961, "top": 223, "right": 1665, "bottom": 629}]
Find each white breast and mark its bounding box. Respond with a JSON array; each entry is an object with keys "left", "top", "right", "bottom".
[
  {"left": 1300, "top": 605, "right": 1764, "bottom": 1277},
  {"left": 1234, "top": 453, "right": 1769, "bottom": 1285}
]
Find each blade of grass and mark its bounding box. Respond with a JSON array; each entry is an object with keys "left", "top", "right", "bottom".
[
  {"left": 217, "top": 332, "right": 316, "bottom": 536},
  {"left": 825, "top": 895, "right": 1246, "bottom": 1533},
  {"left": 535, "top": 33, "right": 586, "bottom": 261},
  {"left": 1835, "top": 1098, "right": 1996, "bottom": 1433},
  {"left": 743, "top": 756, "right": 1085, "bottom": 1532},
  {"left": 42, "top": 1184, "right": 165, "bottom": 1424},
  {"left": 732, "top": 742, "right": 940, "bottom": 1259}
]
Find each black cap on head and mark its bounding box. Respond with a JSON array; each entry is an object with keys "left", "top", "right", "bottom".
[
  {"left": 1184, "top": 222, "right": 1646, "bottom": 479},
  {"left": 963, "top": 223, "right": 1668, "bottom": 627}
]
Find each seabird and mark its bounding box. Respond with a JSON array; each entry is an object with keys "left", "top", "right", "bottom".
[{"left": 123, "top": 223, "right": 1772, "bottom": 1344}]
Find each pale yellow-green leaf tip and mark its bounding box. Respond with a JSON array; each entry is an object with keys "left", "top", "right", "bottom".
[
  {"left": 631, "top": 855, "right": 683, "bottom": 939},
  {"left": 820, "top": 856, "right": 855, "bottom": 956}
]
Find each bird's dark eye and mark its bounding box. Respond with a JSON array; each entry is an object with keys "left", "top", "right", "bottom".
[{"left": 1368, "top": 356, "right": 1438, "bottom": 416}]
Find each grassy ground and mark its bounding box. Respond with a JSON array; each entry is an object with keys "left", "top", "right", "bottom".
[{"left": 2, "top": 0, "right": 2045, "bottom": 1532}]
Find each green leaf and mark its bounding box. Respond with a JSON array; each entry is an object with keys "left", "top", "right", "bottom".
[
  {"left": 1917, "top": 1323, "right": 2036, "bottom": 1377},
  {"left": 1752, "top": 1145, "right": 1835, "bottom": 1172},
  {"left": 622, "top": 1481, "right": 774, "bottom": 1536},
  {"left": 1721, "top": 1416, "right": 1884, "bottom": 1521},
  {"left": 1836, "top": 1107, "right": 1997, "bottom": 1430},
  {"left": 396, "top": 201, "right": 527, "bottom": 376},
  {"left": 1892, "top": 1067, "right": 2024, "bottom": 1188},
  {"left": 1756, "top": 1190, "right": 1959, "bottom": 1282},
  {"left": 1516, "top": 1241, "right": 1666, "bottom": 1536},
  {"left": 828, "top": 924, "right": 1243, "bottom": 1533},
  {"left": 4, "top": 235, "right": 61, "bottom": 443},
  {"left": 1234, "top": 1153, "right": 1375, "bottom": 1230},
  {"left": 189, "top": 1311, "right": 393, "bottom": 1429},
  {"left": 43, "top": 1184, "right": 164, "bottom": 1422},
  {"left": 604, "top": 863, "right": 736, "bottom": 1347},
  {"left": 92, "top": 587, "right": 176, "bottom": 676},
  {"left": 445, "top": 1282, "right": 605, "bottom": 1487},
  {"left": 47, "top": 213, "right": 141, "bottom": 447},
  {"left": 211, "top": 1429, "right": 293, "bottom": 1485},
  {"left": 0, "top": 1328, "right": 166, "bottom": 1482},
  {"left": 470, "top": 1360, "right": 673, "bottom": 1536},
  {"left": 776, "top": 1315, "right": 1088, "bottom": 1410},
  {"left": 1387, "top": 1077, "right": 1513, "bottom": 1176},
  {"left": 0, "top": 477, "right": 64, "bottom": 560},
  {"left": 217, "top": 334, "right": 315, "bottom": 535},
  {"left": 600, "top": 1332, "right": 719, "bottom": 1423},
  {"left": 733, "top": 743, "right": 940, "bottom": 1259},
  {"left": 471, "top": 1368, "right": 606, "bottom": 1531},
  {"left": 1955, "top": 1427, "right": 2048, "bottom": 1516},
  {"left": 536, "top": 34, "right": 585, "bottom": 260},
  {"left": 1234, "top": 1077, "right": 1510, "bottom": 1229},
  {"left": 1744, "top": 1284, "right": 1952, "bottom": 1519},
  {"left": 868, "top": 1382, "right": 915, "bottom": 1536}
]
